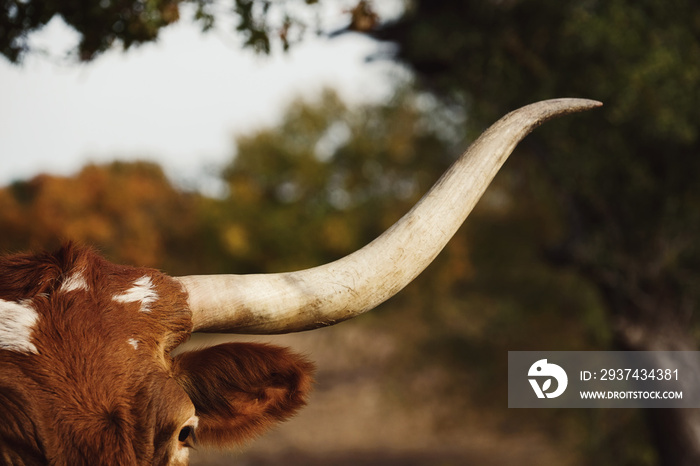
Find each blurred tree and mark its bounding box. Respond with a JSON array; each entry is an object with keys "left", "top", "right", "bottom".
[
  {"left": 0, "top": 0, "right": 380, "bottom": 62},
  {"left": 216, "top": 88, "right": 455, "bottom": 273},
  {"left": 0, "top": 161, "right": 206, "bottom": 271},
  {"left": 373, "top": 0, "right": 700, "bottom": 464}
]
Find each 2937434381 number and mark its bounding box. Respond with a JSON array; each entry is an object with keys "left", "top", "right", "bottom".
[{"left": 600, "top": 368, "right": 678, "bottom": 381}]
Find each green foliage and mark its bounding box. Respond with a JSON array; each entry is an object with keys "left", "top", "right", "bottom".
[
  {"left": 2, "top": 0, "right": 183, "bottom": 61},
  {"left": 374, "top": 0, "right": 700, "bottom": 462},
  {"left": 0, "top": 0, "right": 327, "bottom": 62},
  {"left": 216, "top": 88, "right": 457, "bottom": 272},
  {"left": 378, "top": 0, "right": 700, "bottom": 336}
]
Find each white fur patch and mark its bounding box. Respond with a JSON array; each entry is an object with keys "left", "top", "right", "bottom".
[
  {"left": 127, "top": 338, "right": 139, "bottom": 350},
  {"left": 172, "top": 443, "right": 191, "bottom": 464},
  {"left": 112, "top": 275, "right": 158, "bottom": 312},
  {"left": 0, "top": 299, "right": 39, "bottom": 354},
  {"left": 60, "top": 270, "right": 89, "bottom": 293}
]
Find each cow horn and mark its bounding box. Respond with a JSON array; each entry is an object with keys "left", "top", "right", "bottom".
[{"left": 177, "top": 98, "right": 601, "bottom": 334}]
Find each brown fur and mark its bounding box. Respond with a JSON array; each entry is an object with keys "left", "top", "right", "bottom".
[{"left": 0, "top": 244, "right": 315, "bottom": 465}]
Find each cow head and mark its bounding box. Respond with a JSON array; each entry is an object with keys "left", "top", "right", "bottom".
[
  {"left": 0, "top": 245, "right": 313, "bottom": 465},
  {"left": 0, "top": 99, "right": 599, "bottom": 465}
]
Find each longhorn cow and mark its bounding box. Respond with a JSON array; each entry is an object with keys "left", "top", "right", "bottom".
[{"left": 0, "top": 99, "right": 599, "bottom": 465}]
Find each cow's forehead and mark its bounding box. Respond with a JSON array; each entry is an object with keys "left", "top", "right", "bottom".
[
  {"left": 0, "top": 245, "right": 192, "bottom": 357},
  {"left": 33, "top": 268, "right": 191, "bottom": 362}
]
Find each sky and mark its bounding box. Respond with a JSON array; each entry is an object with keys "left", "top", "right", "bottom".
[{"left": 0, "top": 2, "right": 405, "bottom": 195}]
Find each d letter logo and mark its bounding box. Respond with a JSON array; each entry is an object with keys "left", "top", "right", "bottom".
[{"left": 528, "top": 359, "right": 568, "bottom": 399}]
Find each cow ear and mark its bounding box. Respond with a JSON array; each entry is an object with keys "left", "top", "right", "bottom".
[{"left": 173, "top": 342, "right": 314, "bottom": 448}]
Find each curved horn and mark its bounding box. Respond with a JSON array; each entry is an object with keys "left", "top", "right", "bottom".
[{"left": 178, "top": 98, "right": 601, "bottom": 334}]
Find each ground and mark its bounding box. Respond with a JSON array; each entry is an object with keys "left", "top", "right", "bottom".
[{"left": 184, "top": 322, "right": 579, "bottom": 466}]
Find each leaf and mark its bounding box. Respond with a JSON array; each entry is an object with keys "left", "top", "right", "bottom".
[{"left": 542, "top": 379, "right": 552, "bottom": 392}]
